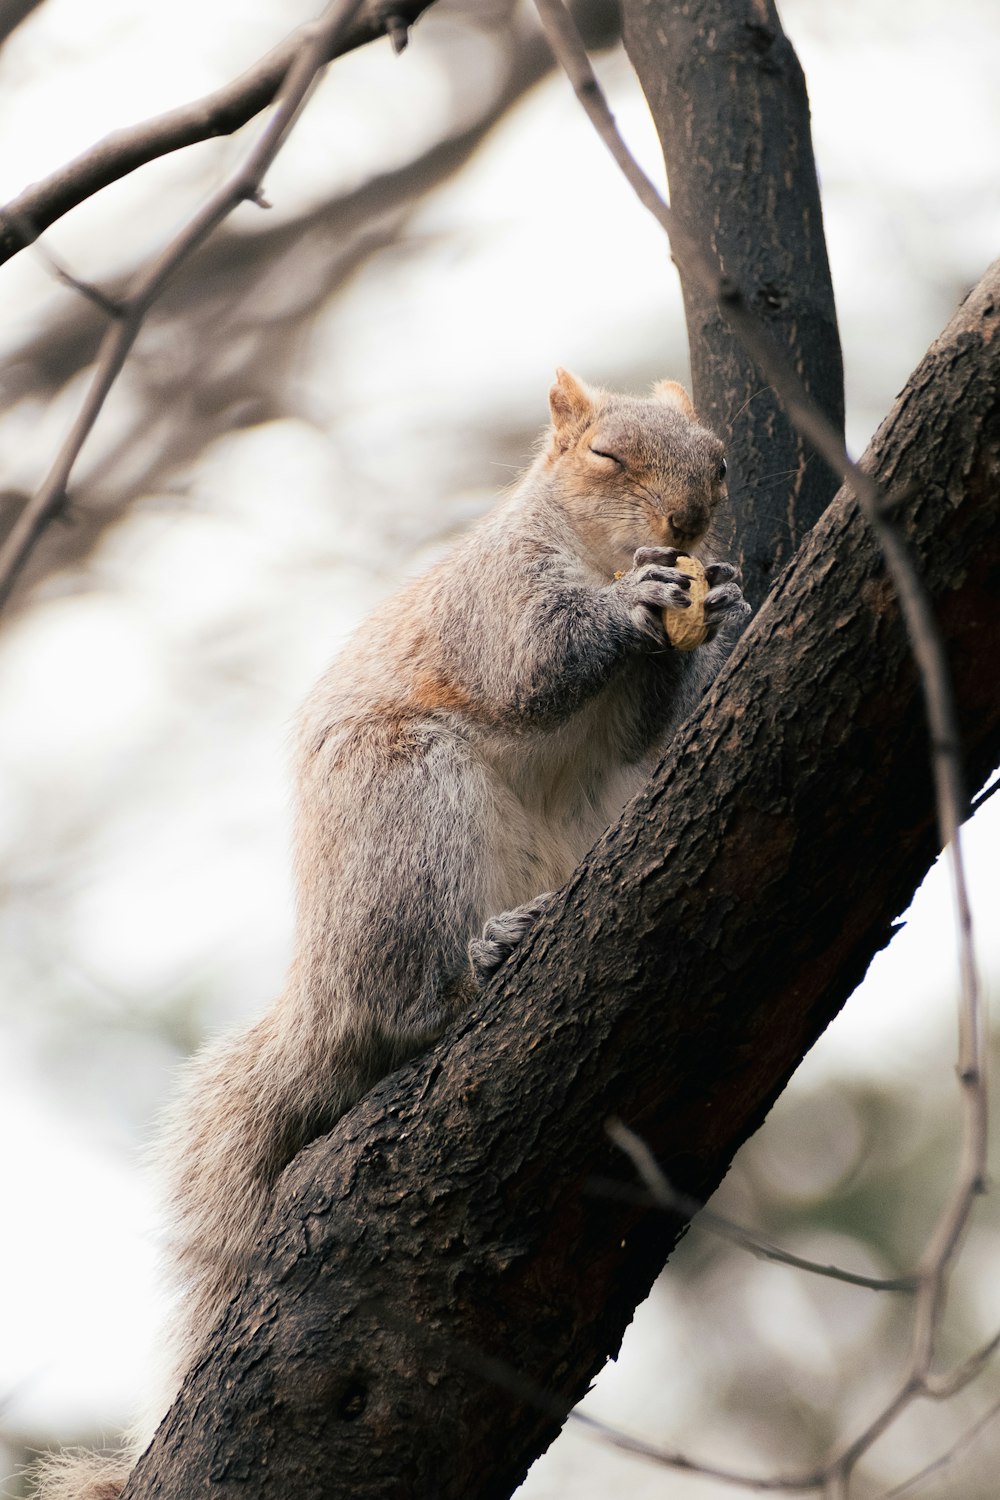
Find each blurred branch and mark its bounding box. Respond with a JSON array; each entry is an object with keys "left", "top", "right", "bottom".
[
  {"left": 924, "top": 1326, "right": 1000, "bottom": 1400},
  {"left": 0, "top": 1, "right": 439, "bottom": 266},
  {"left": 0, "top": 0, "right": 396, "bottom": 612},
  {"left": 877, "top": 1395, "right": 1000, "bottom": 1499},
  {"left": 0, "top": 0, "right": 45, "bottom": 51},
  {"left": 603, "top": 1120, "right": 918, "bottom": 1294},
  {"left": 0, "top": 12, "right": 554, "bottom": 604},
  {"left": 573, "top": 1407, "right": 822, "bottom": 1493}
]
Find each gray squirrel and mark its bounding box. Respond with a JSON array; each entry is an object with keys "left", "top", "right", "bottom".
[{"left": 34, "top": 369, "right": 748, "bottom": 1500}]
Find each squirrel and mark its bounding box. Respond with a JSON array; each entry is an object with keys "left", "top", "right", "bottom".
[{"left": 32, "top": 369, "right": 748, "bottom": 1500}]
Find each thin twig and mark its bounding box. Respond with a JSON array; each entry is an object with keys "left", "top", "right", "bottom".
[
  {"left": 434, "top": 1324, "right": 829, "bottom": 1494},
  {"left": 0, "top": 15, "right": 553, "bottom": 592},
  {"left": 0, "top": 2, "right": 438, "bottom": 268},
  {"left": 605, "top": 1124, "right": 999, "bottom": 1484},
  {"left": 572, "top": 1409, "right": 827, "bottom": 1494},
  {"left": 532, "top": 4, "right": 988, "bottom": 1495},
  {"left": 0, "top": 0, "right": 371, "bottom": 611},
  {"left": 603, "top": 1121, "right": 918, "bottom": 1294},
  {"left": 24, "top": 231, "right": 125, "bottom": 317},
  {"left": 924, "top": 1326, "right": 1000, "bottom": 1400},
  {"left": 970, "top": 775, "right": 1000, "bottom": 814},
  {"left": 876, "top": 1394, "right": 1000, "bottom": 1499},
  {"left": 455, "top": 1335, "right": 828, "bottom": 1493},
  {"left": 822, "top": 1321, "right": 1000, "bottom": 1487}
]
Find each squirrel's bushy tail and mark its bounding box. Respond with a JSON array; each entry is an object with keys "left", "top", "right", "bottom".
[{"left": 29, "top": 1447, "right": 133, "bottom": 1500}]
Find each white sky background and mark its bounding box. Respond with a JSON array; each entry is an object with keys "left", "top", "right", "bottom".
[{"left": 0, "top": 0, "right": 999, "bottom": 1491}]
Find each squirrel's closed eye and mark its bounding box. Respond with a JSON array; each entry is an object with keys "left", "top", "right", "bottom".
[{"left": 590, "top": 446, "right": 623, "bottom": 466}]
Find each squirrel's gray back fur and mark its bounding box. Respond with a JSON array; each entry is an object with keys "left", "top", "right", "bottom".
[{"left": 31, "top": 370, "right": 747, "bottom": 1500}]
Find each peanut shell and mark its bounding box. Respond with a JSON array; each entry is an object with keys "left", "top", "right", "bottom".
[{"left": 665, "top": 554, "right": 709, "bottom": 651}]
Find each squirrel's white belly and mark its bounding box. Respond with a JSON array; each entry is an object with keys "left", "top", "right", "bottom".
[{"left": 477, "top": 720, "right": 649, "bottom": 915}]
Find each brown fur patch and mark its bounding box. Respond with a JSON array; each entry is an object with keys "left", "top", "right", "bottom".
[
  {"left": 390, "top": 618, "right": 490, "bottom": 721},
  {"left": 315, "top": 710, "right": 427, "bottom": 767},
  {"left": 379, "top": 711, "right": 426, "bottom": 759},
  {"left": 409, "top": 669, "right": 481, "bottom": 718}
]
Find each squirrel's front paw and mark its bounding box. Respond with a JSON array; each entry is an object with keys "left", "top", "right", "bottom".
[
  {"left": 702, "top": 562, "right": 752, "bottom": 639},
  {"left": 612, "top": 550, "right": 694, "bottom": 643}
]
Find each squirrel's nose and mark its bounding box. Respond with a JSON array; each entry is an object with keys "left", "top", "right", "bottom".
[{"left": 666, "top": 501, "right": 710, "bottom": 543}]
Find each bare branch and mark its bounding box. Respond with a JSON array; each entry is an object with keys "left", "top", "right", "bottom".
[
  {"left": 604, "top": 1120, "right": 918, "bottom": 1294},
  {"left": 572, "top": 1408, "right": 827, "bottom": 1493},
  {"left": 0, "top": 0, "right": 45, "bottom": 51},
  {"left": 924, "top": 1327, "right": 1000, "bottom": 1401},
  {"left": 434, "top": 1337, "right": 829, "bottom": 1494},
  {"left": 23, "top": 234, "right": 125, "bottom": 317},
  {"left": 877, "top": 1395, "right": 1000, "bottom": 1499},
  {"left": 0, "top": 13, "right": 554, "bottom": 602},
  {"left": 0, "top": 0, "right": 375, "bottom": 612},
  {"left": 0, "top": 2, "right": 438, "bottom": 267}
]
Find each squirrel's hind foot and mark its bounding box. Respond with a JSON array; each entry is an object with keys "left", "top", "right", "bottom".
[{"left": 469, "top": 893, "right": 553, "bottom": 987}]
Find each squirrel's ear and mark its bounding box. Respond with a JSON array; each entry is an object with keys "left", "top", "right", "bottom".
[
  {"left": 652, "top": 379, "right": 697, "bottom": 420},
  {"left": 549, "top": 368, "right": 595, "bottom": 450}
]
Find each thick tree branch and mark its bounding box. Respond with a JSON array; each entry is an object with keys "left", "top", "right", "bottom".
[
  {"left": 623, "top": 0, "right": 845, "bottom": 601},
  {"left": 0, "top": 1, "right": 439, "bottom": 267},
  {"left": 124, "top": 262, "right": 1000, "bottom": 1500},
  {"left": 0, "top": 0, "right": 45, "bottom": 51}
]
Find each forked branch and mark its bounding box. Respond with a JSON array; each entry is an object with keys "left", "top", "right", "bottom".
[
  {"left": 0, "top": 0, "right": 373, "bottom": 612},
  {"left": 0, "top": 2, "right": 438, "bottom": 267}
]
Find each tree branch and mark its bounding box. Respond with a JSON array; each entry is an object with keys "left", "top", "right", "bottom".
[
  {"left": 877, "top": 1395, "right": 1000, "bottom": 1499},
  {"left": 0, "top": 13, "right": 555, "bottom": 605},
  {"left": 603, "top": 1119, "right": 918, "bottom": 1293},
  {"left": 0, "top": 0, "right": 374, "bottom": 612},
  {"left": 0, "top": 1, "right": 439, "bottom": 267},
  {"left": 123, "top": 259, "right": 1000, "bottom": 1500},
  {"left": 0, "top": 0, "right": 45, "bottom": 52},
  {"left": 621, "top": 0, "right": 845, "bottom": 601}
]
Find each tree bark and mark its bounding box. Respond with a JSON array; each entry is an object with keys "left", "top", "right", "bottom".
[
  {"left": 623, "top": 0, "right": 846, "bottom": 606},
  {"left": 124, "top": 263, "right": 1000, "bottom": 1500},
  {"left": 0, "top": 0, "right": 46, "bottom": 51}
]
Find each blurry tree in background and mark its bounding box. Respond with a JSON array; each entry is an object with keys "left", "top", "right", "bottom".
[{"left": 0, "top": 0, "right": 999, "bottom": 1497}]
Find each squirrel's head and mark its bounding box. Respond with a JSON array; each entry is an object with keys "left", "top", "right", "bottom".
[{"left": 543, "top": 369, "right": 728, "bottom": 575}]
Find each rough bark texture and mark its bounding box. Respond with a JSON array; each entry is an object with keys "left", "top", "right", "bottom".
[
  {"left": 623, "top": 0, "right": 846, "bottom": 606},
  {"left": 124, "top": 266, "right": 1000, "bottom": 1500}
]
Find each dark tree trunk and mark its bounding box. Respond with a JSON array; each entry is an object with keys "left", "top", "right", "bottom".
[
  {"left": 623, "top": 0, "right": 846, "bottom": 606},
  {"left": 0, "top": 0, "right": 46, "bottom": 51},
  {"left": 125, "top": 263, "right": 1000, "bottom": 1500}
]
